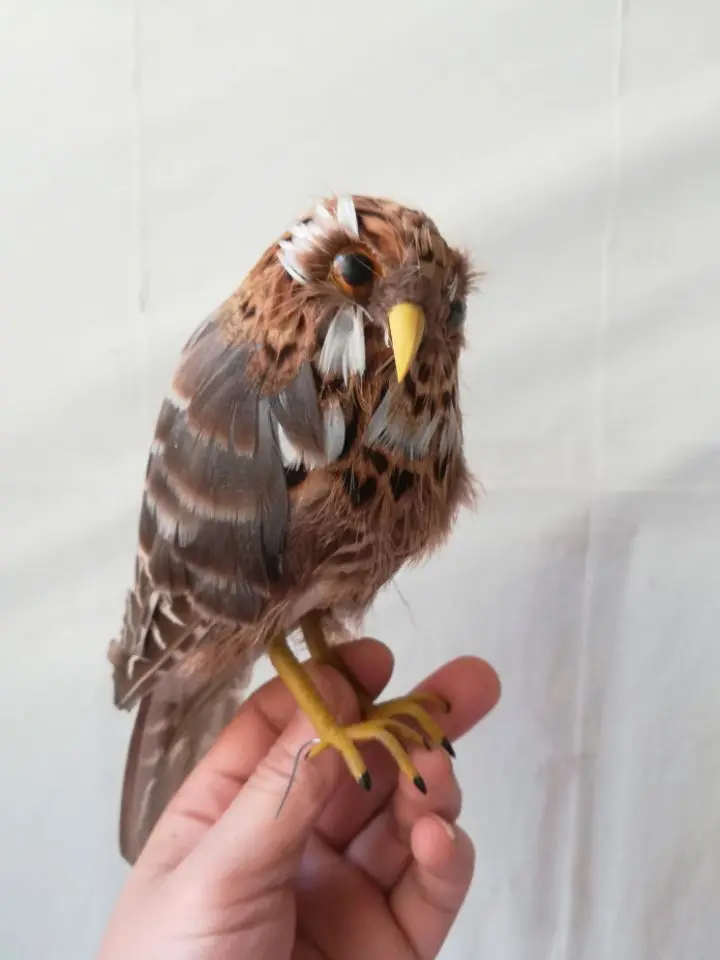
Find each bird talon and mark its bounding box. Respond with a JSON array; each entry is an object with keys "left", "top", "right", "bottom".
[
  {"left": 304, "top": 717, "right": 424, "bottom": 790},
  {"left": 271, "top": 629, "right": 451, "bottom": 801},
  {"left": 441, "top": 736, "right": 456, "bottom": 758}
]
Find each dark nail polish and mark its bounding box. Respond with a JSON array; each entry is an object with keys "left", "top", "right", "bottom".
[
  {"left": 413, "top": 775, "right": 428, "bottom": 795},
  {"left": 358, "top": 771, "right": 372, "bottom": 791},
  {"left": 441, "top": 737, "right": 456, "bottom": 758}
]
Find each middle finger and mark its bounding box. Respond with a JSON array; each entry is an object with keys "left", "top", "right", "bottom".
[{"left": 315, "top": 655, "right": 500, "bottom": 850}]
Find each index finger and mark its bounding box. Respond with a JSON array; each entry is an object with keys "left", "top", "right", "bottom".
[{"left": 137, "top": 638, "right": 393, "bottom": 874}]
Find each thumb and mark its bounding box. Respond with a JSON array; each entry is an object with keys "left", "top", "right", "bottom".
[{"left": 184, "top": 670, "right": 358, "bottom": 891}]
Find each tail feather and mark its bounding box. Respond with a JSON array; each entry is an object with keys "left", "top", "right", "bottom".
[{"left": 119, "top": 669, "right": 250, "bottom": 864}]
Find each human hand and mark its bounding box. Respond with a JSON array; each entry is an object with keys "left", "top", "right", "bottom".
[{"left": 98, "top": 639, "right": 501, "bottom": 959}]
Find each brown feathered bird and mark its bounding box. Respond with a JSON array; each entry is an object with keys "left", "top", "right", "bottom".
[{"left": 109, "top": 194, "right": 477, "bottom": 864}]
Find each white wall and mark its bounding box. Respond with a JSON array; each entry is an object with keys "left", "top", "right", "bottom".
[{"left": 1, "top": 2, "right": 719, "bottom": 957}]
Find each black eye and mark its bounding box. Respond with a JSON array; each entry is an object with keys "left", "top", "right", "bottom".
[
  {"left": 449, "top": 299, "right": 466, "bottom": 328},
  {"left": 332, "top": 251, "right": 375, "bottom": 292}
]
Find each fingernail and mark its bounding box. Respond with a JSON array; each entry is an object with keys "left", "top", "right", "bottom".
[{"left": 433, "top": 815, "right": 456, "bottom": 842}]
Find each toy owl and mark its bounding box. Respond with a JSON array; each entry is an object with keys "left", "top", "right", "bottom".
[{"left": 110, "top": 194, "right": 477, "bottom": 864}]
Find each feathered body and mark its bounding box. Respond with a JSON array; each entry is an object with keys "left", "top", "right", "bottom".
[{"left": 110, "top": 195, "right": 477, "bottom": 862}]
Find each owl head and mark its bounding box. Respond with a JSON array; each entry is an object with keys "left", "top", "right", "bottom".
[{"left": 271, "top": 194, "right": 474, "bottom": 388}]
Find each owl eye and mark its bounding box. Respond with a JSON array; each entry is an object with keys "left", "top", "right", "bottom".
[
  {"left": 331, "top": 250, "right": 375, "bottom": 297},
  {"left": 449, "top": 299, "right": 466, "bottom": 328}
]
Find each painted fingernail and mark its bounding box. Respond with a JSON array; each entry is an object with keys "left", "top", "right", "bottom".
[
  {"left": 441, "top": 737, "right": 456, "bottom": 758},
  {"left": 358, "top": 771, "right": 372, "bottom": 791},
  {"left": 413, "top": 775, "right": 428, "bottom": 795}
]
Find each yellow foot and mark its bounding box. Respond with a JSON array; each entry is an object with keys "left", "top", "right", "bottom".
[
  {"left": 368, "top": 692, "right": 455, "bottom": 758},
  {"left": 307, "top": 693, "right": 453, "bottom": 794},
  {"left": 293, "top": 615, "right": 454, "bottom": 793}
]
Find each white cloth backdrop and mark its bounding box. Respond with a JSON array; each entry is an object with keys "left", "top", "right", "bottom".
[{"left": 1, "top": 2, "right": 719, "bottom": 957}]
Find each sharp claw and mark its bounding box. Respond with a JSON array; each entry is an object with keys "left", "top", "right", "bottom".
[
  {"left": 358, "top": 771, "right": 372, "bottom": 791},
  {"left": 441, "top": 737, "right": 456, "bottom": 758},
  {"left": 413, "top": 775, "right": 428, "bottom": 795}
]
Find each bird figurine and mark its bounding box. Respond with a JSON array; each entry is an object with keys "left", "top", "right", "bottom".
[{"left": 109, "top": 194, "right": 477, "bottom": 864}]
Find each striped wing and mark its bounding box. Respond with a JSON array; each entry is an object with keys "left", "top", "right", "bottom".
[{"left": 112, "top": 304, "right": 331, "bottom": 861}]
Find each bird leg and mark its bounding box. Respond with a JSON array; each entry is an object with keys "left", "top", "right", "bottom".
[
  {"left": 300, "top": 613, "right": 452, "bottom": 753},
  {"left": 300, "top": 612, "right": 376, "bottom": 711},
  {"left": 269, "top": 630, "right": 436, "bottom": 791},
  {"left": 272, "top": 614, "right": 456, "bottom": 794},
  {"left": 268, "top": 632, "right": 371, "bottom": 788}
]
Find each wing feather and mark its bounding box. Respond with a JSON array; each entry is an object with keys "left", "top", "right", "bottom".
[{"left": 112, "top": 302, "right": 328, "bottom": 863}]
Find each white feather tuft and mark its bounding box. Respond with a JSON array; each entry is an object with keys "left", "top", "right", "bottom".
[
  {"left": 278, "top": 197, "right": 358, "bottom": 284},
  {"left": 290, "top": 222, "right": 324, "bottom": 249},
  {"left": 315, "top": 204, "right": 334, "bottom": 224},
  {"left": 323, "top": 397, "right": 346, "bottom": 462},
  {"left": 336, "top": 196, "right": 359, "bottom": 236},
  {"left": 277, "top": 249, "right": 307, "bottom": 284},
  {"left": 365, "top": 390, "right": 441, "bottom": 461},
  {"left": 274, "top": 422, "right": 305, "bottom": 468},
  {"left": 416, "top": 413, "right": 442, "bottom": 457},
  {"left": 439, "top": 407, "right": 460, "bottom": 457},
  {"left": 273, "top": 418, "right": 327, "bottom": 470},
  {"left": 318, "top": 305, "right": 366, "bottom": 383}
]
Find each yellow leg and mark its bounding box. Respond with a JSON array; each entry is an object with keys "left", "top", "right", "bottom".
[
  {"left": 300, "top": 612, "right": 374, "bottom": 710},
  {"left": 268, "top": 632, "right": 370, "bottom": 788},
  {"left": 269, "top": 631, "right": 435, "bottom": 793}
]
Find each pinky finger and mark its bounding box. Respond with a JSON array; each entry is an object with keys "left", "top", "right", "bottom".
[{"left": 389, "top": 816, "right": 475, "bottom": 960}]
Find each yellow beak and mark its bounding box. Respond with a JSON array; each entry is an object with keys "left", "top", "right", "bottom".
[{"left": 387, "top": 303, "right": 426, "bottom": 382}]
